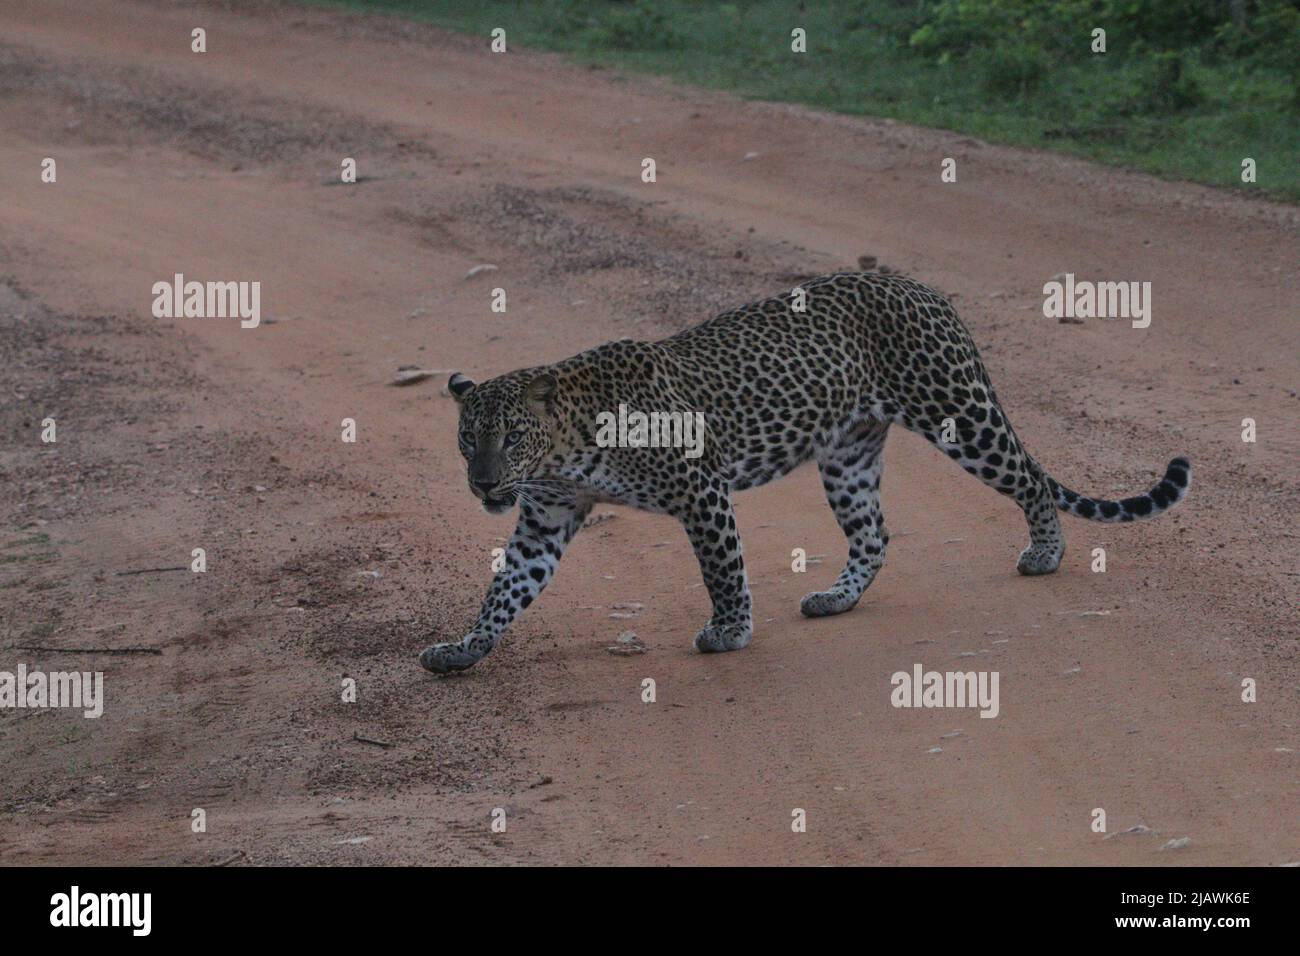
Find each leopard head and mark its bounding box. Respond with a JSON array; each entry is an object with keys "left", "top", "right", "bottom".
[{"left": 448, "top": 370, "right": 557, "bottom": 514}]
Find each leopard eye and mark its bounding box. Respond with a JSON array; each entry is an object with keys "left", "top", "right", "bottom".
[
  {"left": 459, "top": 429, "right": 476, "bottom": 448},
  {"left": 503, "top": 430, "right": 523, "bottom": 448}
]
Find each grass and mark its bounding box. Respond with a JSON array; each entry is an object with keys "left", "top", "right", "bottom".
[
  {"left": 295, "top": 0, "right": 1299, "bottom": 202},
  {"left": 2, "top": 533, "right": 50, "bottom": 549},
  {"left": 0, "top": 551, "right": 55, "bottom": 565}
]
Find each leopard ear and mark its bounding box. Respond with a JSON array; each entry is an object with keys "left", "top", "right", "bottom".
[
  {"left": 525, "top": 372, "right": 557, "bottom": 406},
  {"left": 447, "top": 372, "right": 475, "bottom": 402}
]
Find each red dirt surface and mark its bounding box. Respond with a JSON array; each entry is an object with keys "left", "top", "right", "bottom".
[{"left": 0, "top": 0, "right": 1295, "bottom": 865}]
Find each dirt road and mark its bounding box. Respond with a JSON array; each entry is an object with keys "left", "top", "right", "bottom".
[{"left": 0, "top": 0, "right": 1295, "bottom": 866}]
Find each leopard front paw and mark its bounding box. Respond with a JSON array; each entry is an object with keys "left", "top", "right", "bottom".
[
  {"left": 418, "top": 640, "right": 483, "bottom": 674},
  {"left": 693, "top": 623, "right": 752, "bottom": 653}
]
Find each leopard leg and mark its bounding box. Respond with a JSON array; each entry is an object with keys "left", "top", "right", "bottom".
[
  {"left": 949, "top": 414, "right": 1063, "bottom": 575},
  {"left": 906, "top": 395, "right": 1064, "bottom": 576},
  {"left": 675, "top": 470, "right": 752, "bottom": 653},
  {"left": 419, "top": 490, "right": 591, "bottom": 674},
  {"left": 801, "top": 419, "right": 890, "bottom": 617},
  {"left": 1012, "top": 475, "right": 1064, "bottom": 575}
]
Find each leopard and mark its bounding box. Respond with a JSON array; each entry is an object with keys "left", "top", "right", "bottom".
[{"left": 420, "top": 272, "right": 1190, "bottom": 674}]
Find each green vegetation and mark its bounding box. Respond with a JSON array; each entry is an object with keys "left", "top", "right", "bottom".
[
  {"left": 3, "top": 533, "right": 50, "bottom": 549},
  {"left": 1, "top": 532, "right": 55, "bottom": 568},
  {"left": 299, "top": 0, "right": 1299, "bottom": 200},
  {"left": 0, "top": 551, "right": 54, "bottom": 565}
]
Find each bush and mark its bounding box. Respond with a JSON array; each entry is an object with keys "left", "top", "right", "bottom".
[
  {"left": 579, "top": 0, "right": 683, "bottom": 51},
  {"left": 970, "top": 41, "right": 1052, "bottom": 97},
  {"left": 1140, "top": 50, "right": 1203, "bottom": 112}
]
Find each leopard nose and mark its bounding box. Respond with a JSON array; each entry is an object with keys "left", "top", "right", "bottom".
[{"left": 471, "top": 478, "right": 498, "bottom": 495}]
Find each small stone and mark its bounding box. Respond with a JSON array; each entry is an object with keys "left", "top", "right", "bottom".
[
  {"left": 606, "top": 636, "right": 647, "bottom": 656},
  {"left": 392, "top": 368, "right": 452, "bottom": 386},
  {"left": 1160, "top": 837, "right": 1192, "bottom": 851},
  {"left": 1104, "top": 824, "right": 1156, "bottom": 840}
]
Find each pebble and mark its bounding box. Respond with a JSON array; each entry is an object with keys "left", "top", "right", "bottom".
[
  {"left": 606, "top": 631, "right": 647, "bottom": 655},
  {"left": 1160, "top": 837, "right": 1192, "bottom": 851},
  {"left": 1104, "top": 824, "right": 1155, "bottom": 840},
  {"left": 391, "top": 368, "right": 451, "bottom": 386}
]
